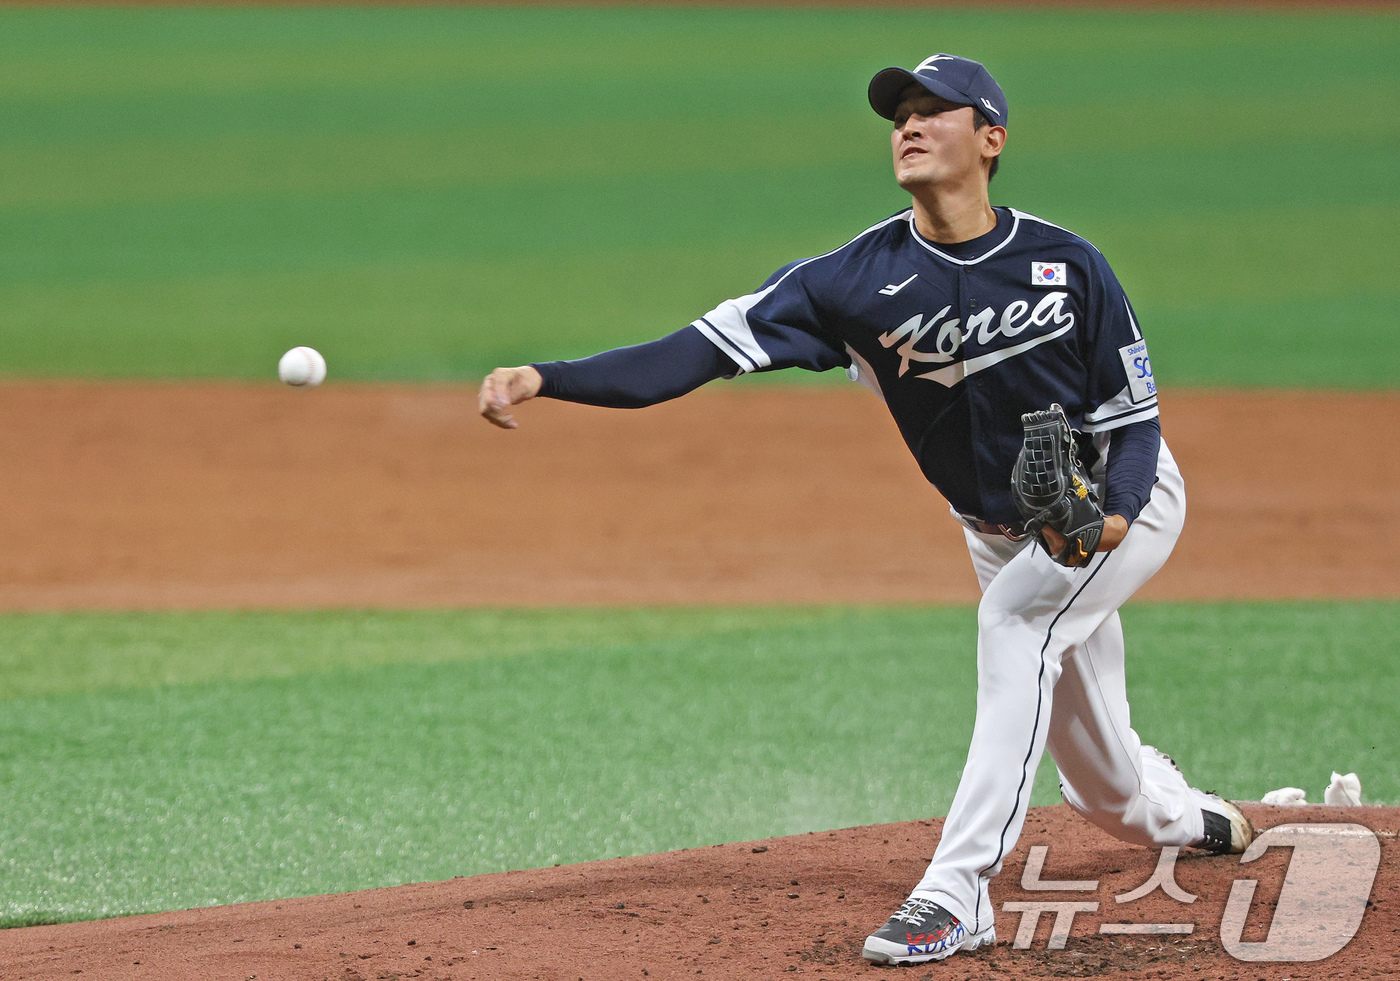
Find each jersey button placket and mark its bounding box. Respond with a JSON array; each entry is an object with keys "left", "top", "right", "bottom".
[
  {"left": 956, "top": 265, "right": 976, "bottom": 354},
  {"left": 957, "top": 265, "right": 995, "bottom": 514}
]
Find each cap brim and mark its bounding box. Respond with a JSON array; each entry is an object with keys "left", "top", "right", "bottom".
[{"left": 867, "top": 67, "right": 974, "bottom": 120}]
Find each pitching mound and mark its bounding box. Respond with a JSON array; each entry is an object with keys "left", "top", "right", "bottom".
[
  {"left": 2, "top": 804, "right": 1394, "bottom": 979},
  {"left": 0, "top": 383, "right": 1397, "bottom": 608}
]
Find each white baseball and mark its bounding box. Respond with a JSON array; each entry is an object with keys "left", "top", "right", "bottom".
[{"left": 278, "top": 346, "right": 327, "bottom": 387}]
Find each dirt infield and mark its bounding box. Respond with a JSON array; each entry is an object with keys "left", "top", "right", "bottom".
[
  {"left": 2, "top": 803, "right": 1394, "bottom": 980},
  {"left": 0, "top": 382, "right": 1395, "bottom": 609}
]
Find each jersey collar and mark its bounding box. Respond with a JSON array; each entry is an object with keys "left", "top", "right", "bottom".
[{"left": 905, "top": 207, "right": 1019, "bottom": 266}]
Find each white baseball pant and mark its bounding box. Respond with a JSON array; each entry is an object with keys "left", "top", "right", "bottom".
[{"left": 910, "top": 439, "right": 1214, "bottom": 934}]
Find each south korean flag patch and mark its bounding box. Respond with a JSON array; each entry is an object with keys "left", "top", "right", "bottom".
[{"left": 1031, "top": 261, "right": 1066, "bottom": 287}]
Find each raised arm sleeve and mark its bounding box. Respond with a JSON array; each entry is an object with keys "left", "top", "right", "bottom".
[
  {"left": 1102, "top": 417, "right": 1160, "bottom": 524},
  {"left": 690, "top": 257, "right": 849, "bottom": 375},
  {"left": 531, "top": 325, "right": 736, "bottom": 409}
]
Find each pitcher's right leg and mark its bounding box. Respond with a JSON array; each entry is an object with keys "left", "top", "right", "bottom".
[
  {"left": 1047, "top": 614, "right": 1203, "bottom": 846},
  {"left": 1048, "top": 606, "right": 1253, "bottom": 854}
]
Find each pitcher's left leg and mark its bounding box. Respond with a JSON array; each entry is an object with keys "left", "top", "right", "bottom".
[{"left": 901, "top": 547, "right": 1098, "bottom": 935}]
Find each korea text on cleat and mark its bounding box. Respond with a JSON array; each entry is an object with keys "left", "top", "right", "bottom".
[{"left": 862, "top": 897, "right": 995, "bottom": 965}]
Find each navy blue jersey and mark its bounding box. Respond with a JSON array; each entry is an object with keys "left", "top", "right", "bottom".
[{"left": 690, "top": 207, "right": 1158, "bottom": 524}]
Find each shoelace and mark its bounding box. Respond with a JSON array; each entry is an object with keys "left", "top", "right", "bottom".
[{"left": 889, "top": 897, "right": 942, "bottom": 926}]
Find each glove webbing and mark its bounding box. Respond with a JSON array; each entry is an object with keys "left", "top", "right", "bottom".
[{"left": 1016, "top": 416, "right": 1075, "bottom": 512}]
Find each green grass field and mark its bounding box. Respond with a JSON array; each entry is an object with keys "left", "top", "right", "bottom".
[
  {"left": 0, "top": 7, "right": 1396, "bottom": 385},
  {"left": 1, "top": 603, "right": 1394, "bottom": 927}
]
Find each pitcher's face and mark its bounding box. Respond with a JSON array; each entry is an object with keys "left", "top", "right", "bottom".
[{"left": 890, "top": 86, "right": 996, "bottom": 191}]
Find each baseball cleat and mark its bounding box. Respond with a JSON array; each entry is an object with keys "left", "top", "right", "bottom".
[
  {"left": 1194, "top": 796, "right": 1255, "bottom": 854},
  {"left": 862, "top": 897, "right": 995, "bottom": 965}
]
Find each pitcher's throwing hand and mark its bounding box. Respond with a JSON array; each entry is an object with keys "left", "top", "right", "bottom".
[{"left": 478, "top": 366, "right": 542, "bottom": 429}]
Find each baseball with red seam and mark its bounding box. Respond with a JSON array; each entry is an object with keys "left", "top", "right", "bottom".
[{"left": 278, "top": 346, "right": 327, "bottom": 387}]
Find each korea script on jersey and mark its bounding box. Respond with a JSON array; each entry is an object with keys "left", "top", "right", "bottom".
[{"left": 876, "top": 292, "right": 1075, "bottom": 387}]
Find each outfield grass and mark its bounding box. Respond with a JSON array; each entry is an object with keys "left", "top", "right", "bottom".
[
  {"left": 0, "top": 602, "right": 1393, "bottom": 926},
  {"left": 0, "top": 7, "right": 1395, "bottom": 386}
]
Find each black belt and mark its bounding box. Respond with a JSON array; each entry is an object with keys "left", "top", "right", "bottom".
[{"left": 958, "top": 514, "right": 1028, "bottom": 541}]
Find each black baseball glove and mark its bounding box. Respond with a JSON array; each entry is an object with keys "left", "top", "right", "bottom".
[{"left": 1011, "top": 404, "right": 1104, "bottom": 568}]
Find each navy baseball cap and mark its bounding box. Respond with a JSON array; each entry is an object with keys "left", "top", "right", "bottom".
[{"left": 868, "top": 54, "right": 1008, "bottom": 128}]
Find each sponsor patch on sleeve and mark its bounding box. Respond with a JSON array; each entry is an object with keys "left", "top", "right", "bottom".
[{"left": 1118, "top": 340, "right": 1155, "bottom": 403}]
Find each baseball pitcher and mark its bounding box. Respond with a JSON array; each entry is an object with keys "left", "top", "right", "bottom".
[{"left": 478, "top": 53, "right": 1253, "bottom": 966}]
